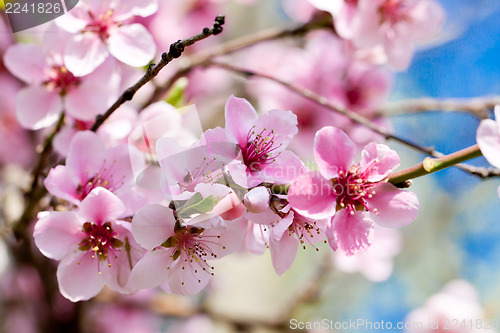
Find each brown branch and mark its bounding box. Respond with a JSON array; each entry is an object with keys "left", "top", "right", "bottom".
[
  {"left": 206, "top": 61, "right": 500, "bottom": 180},
  {"left": 142, "top": 14, "right": 334, "bottom": 107},
  {"left": 378, "top": 96, "right": 500, "bottom": 119},
  {"left": 90, "top": 16, "right": 226, "bottom": 132}
]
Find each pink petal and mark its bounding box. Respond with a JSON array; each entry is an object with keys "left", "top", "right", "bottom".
[
  {"left": 66, "top": 131, "right": 107, "bottom": 185},
  {"left": 408, "top": 0, "right": 445, "bottom": 42},
  {"left": 224, "top": 96, "right": 258, "bottom": 148},
  {"left": 328, "top": 210, "right": 374, "bottom": 256},
  {"left": 252, "top": 109, "right": 298, "bottom": 149},
  {"left": 113, "top": 0, "right": 158, "bottom": 19},
  {"left": 167, "top": 258, "right": 212, "bottom": 295},
  {"left": 314, "top": 126, "right": 356, "bottom": 179},
  {"left": 3, "top": 44, "right": 47, "bottom": 84},
  {"left": 33, "top": 211, "right": 83, "bottom": 260},
  {"left": 131, "top": 248, "right": 172, "bottom": 289},
  {"left": 65, "top": 59, "right": 120, "bottom": 121},
  {"left": 108, "top": 24, "right": 156, "bottom": 68},
  {"left": 270, "top": 212, "right": 294, "bottom": 242},
  {"left": 260, "top": 150, "right": 306, "bottom": 183},
  {"left": 79, "top": 188, "right": 125, "bottom": 223},
  {"left": 106, "top": 143, "right": 145, "bottom": 186},
  {"left": 131, "top": 204, "right": 176, "bottom": 250},
  {"left": 477, "top": 118, "right": 500, "bottom": 168},
  {"left": 64, "top": 34, "right": 109, "bottom": 76},
  {"left": 270, "top": 231, "right": 299, "bottom": 276},
  {"left": 44, "top": 165, "right": 81, "bottom": 205},
  {"left": 288, "top": 171, "right": 337, "bottom": 219},
  {"left": 383, "top": 34, "right": 414, "bottom": 71},
  {"left": 16, "top": 87, "right": 62, "bottom": 129},
  {"left": 367, "top": 183, "right": 419, "bottom": 228},
  {"left": 360, "top": 142, "right": 400, "bottom": 181},
  {"left": 57, "top": 252, "right": 105, "bottom": 302},
  {"left": 244, "top": 187, "right": 271, "bottom": 213},
  {"left": 245, "top": 221, "right": 269, "bottom": 254}
]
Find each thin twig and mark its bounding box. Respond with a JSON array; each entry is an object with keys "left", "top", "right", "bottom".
[
  {"left": 207, "top": 61, "right": 500, "bottom": 180},
  {"left": 378, "top": 96, "right": 500, "bottom": 119},
  {"left": 14, "top": 113, "right": 65, "bottom": 240},
  {"left": 142, "top": 14, "right": 334, "bottom": 107},
  {"left": 388, "top": 144, "right": 483, "bottom": 186},
  {"left": 90, "top": 16, "right": 227, "bottom": 132}
]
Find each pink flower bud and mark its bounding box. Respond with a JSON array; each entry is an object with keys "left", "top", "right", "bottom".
[{"left": 244, "top": 187, "right": 271, "bottom": 213}]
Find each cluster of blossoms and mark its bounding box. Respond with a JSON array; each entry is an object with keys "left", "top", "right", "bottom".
[{"left": 32, "top": 93, "right": 420, "bottom": 300}]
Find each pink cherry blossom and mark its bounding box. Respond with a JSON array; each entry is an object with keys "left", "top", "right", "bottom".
[
  {"left": 56, "top": 0, "right": 158, "bottom": 76},
  {"left": 33, "top": 187, "right": 143, "bottom": 301},
  {"left": 208, "top": 95, "right": 304, "bottom": 188},
  {"left": 44, "top": 130, "right": 146, "bottom": 215},
  {"left": 288, "top": 126, "right": 419, "bottom": 255},
  {"left": 3, "top": 42, "right": 120, "bottom": 129},
  {"left": 404, "top": 280, "right": 496, "bottom": 333},
  {"left": 308, "top": 0, "right": 446, "bottom": 70},
  {"left": 131, "top": 204, "right": 244, "bottom": 295}
]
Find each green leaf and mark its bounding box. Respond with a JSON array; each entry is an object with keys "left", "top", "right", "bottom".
[{"left": 177, "top": 193, "right": 217, "bottom": 217}]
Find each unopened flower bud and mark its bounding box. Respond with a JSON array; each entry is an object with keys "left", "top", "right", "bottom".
[{"left": 244, "top": 187, "right": 271, "bottom": 213}]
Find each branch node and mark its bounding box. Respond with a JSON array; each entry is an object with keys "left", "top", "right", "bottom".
[
  {"left": 212, "top": 23, "right": 223, "bottom": 35},
  {"left": 169, "top": 40, "right": 185, "bottom": 58},
  {"left": 202, "top": 27, "right": 210, "bottom": 35},
  {"left": 215, "top": 15, "right": 225, "bottom": 25},
  {"left": 123, "top": 88, "right": 135, "bottom": 101},
  {"left": 161, "top": 52, "right": 169, "bottom": 62}
]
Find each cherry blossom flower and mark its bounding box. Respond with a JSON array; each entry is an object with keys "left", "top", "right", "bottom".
[
  {"left": 288, "top": 126, "right": 419, "bottom": 255},
  {"left": 3, "top": 40, "right": 120, "bottom": 130},
  {"left": 207, "top": 95, "right": 304, "bottom": 188},
  {"left": 405, "top": 280, "right": 496, "bottom": 333},
  {"left": 131, "top": 204, "right": 244, "bottom": 295},
  {"left": 44, "top": 131, "right": 146, "bottom": 215},
  {"left": 56, "top": 0, "right": 158, "bottom": 76},
  {"left": 308, "top": 0, "right": 445, "bottom": 70},
  {"left": 33, "top": 188, "right": 143, "bottom": 302}
]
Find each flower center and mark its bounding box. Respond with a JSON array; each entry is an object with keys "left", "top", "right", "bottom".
[
  {"left": 242, "top": 127, "right": 282, "bottom": 172},
  {"left": 380, "top": 0, "right": 410, "bottom": 25},
  {"left": 83, "top": 9, "right": 116, "bottom": 41},
  {"left": 76, "top": 159, "right": 125, "bottom": 201},
  {"left": 332, "top": 166, "right": 378, "bottom": 215},
  {"left": 160, "top": 221, "right": 226, "bottom": 285},
  {"left": 78, "top": 222, "right": 123, "bottom": 272},
  {"left": 44, "top": 65, "right": 80, "bottom": 95},
  {"left": 288, "top": 212, "right": 323, "bottom": 251}
]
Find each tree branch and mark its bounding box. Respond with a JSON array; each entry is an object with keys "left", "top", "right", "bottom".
[
  {"left": 142, "top": 14, "right": 334, "bottom": 107},
  {"left": 388, "top": 144, "right": 484, "bottom": 186},
  {"left": 378, "top": 96, "right": 500, "bottom": 119},
  {"left": 90, "top": 16, "right": 226, "bottom": 132},
  {"left": 207, "top": 61, "right": 500, "bottom": 181}
]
